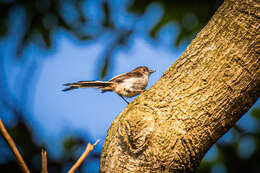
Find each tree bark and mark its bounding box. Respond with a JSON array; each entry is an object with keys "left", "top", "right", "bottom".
[{"left": 100, "top": 0, "right": 260, "bottom": 172}]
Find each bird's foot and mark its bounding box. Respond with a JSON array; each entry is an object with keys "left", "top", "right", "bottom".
[{"left": 118, "top": 95, "right": 129, "bottom": 104}]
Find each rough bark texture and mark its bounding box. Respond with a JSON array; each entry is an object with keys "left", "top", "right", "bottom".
[{"left": 100, "top": 0, "right": 260, "bottom": 172}]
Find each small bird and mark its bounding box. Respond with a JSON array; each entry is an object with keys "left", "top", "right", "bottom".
[{"left": 62, "top": 66, "right": 155, "bottom": 104}]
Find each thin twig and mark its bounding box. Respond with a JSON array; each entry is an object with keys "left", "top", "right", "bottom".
[
  {"left": 0, "top": 118, "right": 31, "bottom": 173},
  {"left": 41, "top": 149, "right": 48, "bottom": 173},
  {"left": 68, "top": 139, "right": 100, "bottom": 173}
]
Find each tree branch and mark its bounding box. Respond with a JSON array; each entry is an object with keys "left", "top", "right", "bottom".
[
  {"left": 100, "top": 0, "right": 260, "bottom": 172},
  {"left": 68, "top": 139, "right": 100, "bottom": 173},
  {"left": 41, "top": 149, "right": 48, "bottom": 173},
  {"left": 0, "top": 118, "right": 31, "bottom": 173}
]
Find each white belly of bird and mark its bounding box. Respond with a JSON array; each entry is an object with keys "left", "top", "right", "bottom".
[{"left": 115, "top": 77, "right": 148, "bottom": 97}]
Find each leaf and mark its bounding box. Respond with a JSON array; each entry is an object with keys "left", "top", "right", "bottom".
[
  {"left": 251, "top": 108, "right": 260, "bottom": 119},
  {"left": 40, "top": 25, "right": 52, "bottom": 48},
  {"left": 102, "top": 1, "right": 111, "bottom": 28},
  {"left": 0, "top": 20, "right": 8, "bottom": 37},
  {"left": 63, "top": 137, "right": 78, "bottom": 152},
  {"left": 128, "top": 0, "right": 152, "bottom": 14},
  {"left": 100, "top": 57, "right": 109, "bottom": 79}
]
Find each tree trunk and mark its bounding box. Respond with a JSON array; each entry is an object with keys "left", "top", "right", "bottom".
[{"left": 100, "top": 0, "right": 260, "bottom": 172}]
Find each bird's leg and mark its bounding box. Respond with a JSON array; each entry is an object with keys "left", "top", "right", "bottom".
[{"left": 118, "top": 94, "right": 129, "bottom": 104}]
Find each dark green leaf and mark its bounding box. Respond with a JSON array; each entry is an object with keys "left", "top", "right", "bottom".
[
  {"left": 100, "top": 57, "right": 109, "bottom": 79},
  {"left": 0, "top": 21, "right": 8, "bottom": 37},
  {"left": 251, "top": 108, "right": 260, "bottom": 119}
]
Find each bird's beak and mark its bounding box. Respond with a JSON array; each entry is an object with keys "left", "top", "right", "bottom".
[{"left": 149, "top": 69, "right": 156, "bottom": 73}]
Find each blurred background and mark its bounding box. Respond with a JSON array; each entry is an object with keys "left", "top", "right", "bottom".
[{"left": 0, "top": 0, "right": 259, "bottom": 172}]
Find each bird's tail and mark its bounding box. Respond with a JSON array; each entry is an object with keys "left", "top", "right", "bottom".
[{"left": 62, "top": 81, "right": 114, "bottom": 92}]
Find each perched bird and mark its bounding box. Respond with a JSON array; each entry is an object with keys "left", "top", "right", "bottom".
[{"left": 62, "top": 66, "right": 155, "bottom": 104}]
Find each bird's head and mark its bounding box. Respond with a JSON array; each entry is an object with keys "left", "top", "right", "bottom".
[{"left": 133, "top": 66, "right": 155, "bottom": 76}]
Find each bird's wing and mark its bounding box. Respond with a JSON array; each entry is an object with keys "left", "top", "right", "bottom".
[{"left": 109, "top": 71, "right": 143, "bottom": 83}]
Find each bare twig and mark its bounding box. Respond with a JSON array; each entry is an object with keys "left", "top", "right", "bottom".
[
  {"left": 41, "top": 149, "right": 48, "bottom": 173},
  {"left": 68, "top": 139, "right": 100, "bottom": 173},
  {"left": 0, "top": 118, "right": 31, "bottom": 173}
]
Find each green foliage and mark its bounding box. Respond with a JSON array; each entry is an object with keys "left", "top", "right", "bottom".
[
  {"left": 0, "top": 0, "right": 92, "bottom": 56},
  {"left": 0, "top": 0, "right": 223, "bottom": 77},
  {"left": 251, "top": 108, "right": 260, "bottom": 119},
  {"left": 63, "top": 136, "right": 84, "bottom": 153},
  {"left": 129, "top": 0, "right": 223, "bottom": 46}
]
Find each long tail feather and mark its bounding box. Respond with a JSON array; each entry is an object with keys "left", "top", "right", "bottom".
[
  {"left": 62, "top": 81, "right": 113, "bottom": 92},
  {"left": 62, "top": 86, "right": 78, "bottom": 92}
]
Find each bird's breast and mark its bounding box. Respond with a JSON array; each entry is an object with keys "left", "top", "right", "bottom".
[{"left": 114, "top": 77, "right": 148, "bottom": 97}]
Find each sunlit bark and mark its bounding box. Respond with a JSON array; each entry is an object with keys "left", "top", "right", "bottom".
[{"left": 100, "top": 0, "right": 260, "bottom": 172}]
